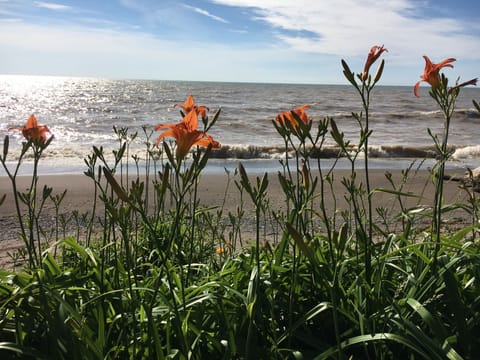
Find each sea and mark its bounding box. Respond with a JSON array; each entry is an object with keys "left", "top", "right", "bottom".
[{"left": 1, "top": 74, "right": 480, "bottom": 176}]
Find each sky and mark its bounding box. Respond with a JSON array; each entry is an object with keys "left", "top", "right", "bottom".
[{"left": 0, "top": 0, "right": 479, "bottom": 85}]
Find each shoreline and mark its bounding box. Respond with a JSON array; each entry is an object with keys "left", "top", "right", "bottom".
[
  {"left": 0, "top": 168, "right": 474, "bottom": 268},
  {"left": 1, "top": 156, "right": 477, "bottom": 178}
]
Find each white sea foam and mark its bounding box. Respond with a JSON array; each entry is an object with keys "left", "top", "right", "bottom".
[{"left": 452, "top": 145, "right": 480, "bottom": 160}]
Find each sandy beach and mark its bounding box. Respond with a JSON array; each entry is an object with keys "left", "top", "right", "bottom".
[{"left": 0, "top": 168, "right": 473, "bottom": 268}]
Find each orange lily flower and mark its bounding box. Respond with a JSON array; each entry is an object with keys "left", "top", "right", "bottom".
[
  {"left": 155, "top": 106, "right": 198, "bottom": 134},
  {"left": 414, "top": 55, "right": 456, "bottom": 97},
  {"left": 276, "top": 105, "right": 311, "bottom": 130},
  {"left": 155, "top": 109, "right": 220, "bottom": 160},
  {"left": 9, "top": 114, "right": 51, "bottom": 143},
  {"left": 174, "top": 95, "right": 209, "bottom": 118},
  {"left": 363, "top": 45, "right": 388, "bottom": 80}
]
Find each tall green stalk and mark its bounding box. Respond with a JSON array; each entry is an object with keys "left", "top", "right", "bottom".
[
  {"left": 413, "top": 56, "right": 477, "bottom": 264},
  {"left": 427, "top": 79, "right": 459, "bottom": 263},
  {"left": 237, "top": 162, "right": 268, "bottom": 358},
  {"left": 0, "top": 136, "right": 53, "bottom": 268},
  {"left": 339, "top": 53, "right": 386, "bottom": 327}
]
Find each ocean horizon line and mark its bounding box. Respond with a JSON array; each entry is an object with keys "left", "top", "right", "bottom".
[{"left": 0, "top": 73, "right": 423, "bottom": 88}]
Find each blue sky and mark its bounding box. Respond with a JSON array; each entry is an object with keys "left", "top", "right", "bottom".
[{"left": 0, "top": 0, "right": 479, "bottom": 85}]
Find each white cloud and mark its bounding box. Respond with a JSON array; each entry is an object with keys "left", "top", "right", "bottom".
[
  {"left": 0, "top": 21, "right": 297, "bottom": 82},
  {"left": 0, "top": 17, "right": 21, "bottom": 21},
  {"left": 0, "top": 21, "right": 157, "bottom": 55},
  {"left": 209, "top": 0, "right": 480, "bottom": 63},
  {"left": 34, "top": 1, "right": 71, "bottom": 12},
  {"left": 182, "top": 4, "right": 229, "bottom": 24}
]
